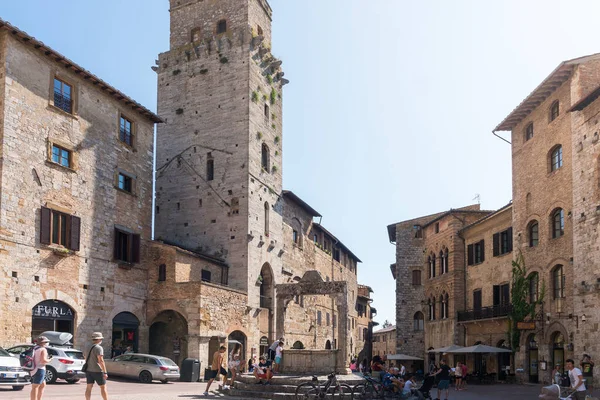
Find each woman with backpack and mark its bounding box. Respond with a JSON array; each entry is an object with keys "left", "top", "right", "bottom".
[{"left": 29, "top": 336, "right": 51, "bottom": 400}]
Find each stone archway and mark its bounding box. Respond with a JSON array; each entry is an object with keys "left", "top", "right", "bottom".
[
  {"left": 149, "top": 310, "right": 188, "bottom": 365},
  {"left": 112, "top": 312, "right": 140, "bottom": 357},
  {"left": 275, "top": 270, "right": 350, "bottom": 374},
  {"left": 31, "top": 299, "right": 76, "bottom": 340}
]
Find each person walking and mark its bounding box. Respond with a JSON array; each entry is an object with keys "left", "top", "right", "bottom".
[
  {"left": 204, "top": 345, "right": 227, "bottom": 395},
  {"left": 227, "top": 344, "right": 243, "bottom": 389},
  {"left": 84, "top": 332, "right": 109, "bottom": 400},
  {"left": 29, "top": 336, "right": 51, "bottom": 400},
  {"left": 581, "top": 354, "right": 594, "bottom": 391},
  {"left": 432, "top": 359, "right": 451, "bottom": 400},
  {"left": 567, "top": 359, "right": 587, "bottom": 400},
  {"left": 454, "top": 362, "right": 462, "bottom": 391}
]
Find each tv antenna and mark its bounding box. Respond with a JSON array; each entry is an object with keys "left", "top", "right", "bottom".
[{"left": 473, "top": 194, "right": 481, "bottom": 205}]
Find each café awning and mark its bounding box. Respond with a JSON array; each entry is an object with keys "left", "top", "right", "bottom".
[
  {"left": 386, "top": 354, "right": 423, "bottom": 361},
  {"left": 447, "top": 344, "right": 512, "bottom": 354},
  {"left": 427, "top": 345, "right": 464, "bottom": 353}
]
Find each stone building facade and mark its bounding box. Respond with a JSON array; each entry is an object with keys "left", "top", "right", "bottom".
[
  {"left": 0, "top": 0, "right": 372, "bottom": 375},
  {"left": 387, "top": 205, "right": 492, "bottom": 363},
  {"left": 372, "top": 325, "right": 396, "bottom": 358},
  {"left": 0, "top": 19, "right": 161, "bottom": 354}
]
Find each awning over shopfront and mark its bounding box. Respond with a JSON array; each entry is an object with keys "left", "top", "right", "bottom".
[
  {"left": 387, "top": 353, "right": 423, "bottom": 361},
  {"left": 427, "top": 345, "right": 464, "bottom": 353},
  {"left": 446, "top": 344, "right": 512, "bottom": 354}
]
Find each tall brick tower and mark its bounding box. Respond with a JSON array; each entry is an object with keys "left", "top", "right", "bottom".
[{"left": 155, "top": 0, "right": 285, "bottom": 320}]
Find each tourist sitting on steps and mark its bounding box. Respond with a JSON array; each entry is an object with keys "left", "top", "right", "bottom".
[{"left": 253, "top": 356, "right": 273, "bottom": 385}]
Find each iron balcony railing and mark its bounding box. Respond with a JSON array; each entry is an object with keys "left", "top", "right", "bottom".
[
  {"left": 457, "top": 304, "right": 512, "bottom": 322},
  {"left": 54, "top": 91, "right": 72, "bottom": 114}
]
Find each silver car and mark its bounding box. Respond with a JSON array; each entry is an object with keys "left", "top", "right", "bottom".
[{"left": 105, "top": 354, "right": 180, "bottom": 383}]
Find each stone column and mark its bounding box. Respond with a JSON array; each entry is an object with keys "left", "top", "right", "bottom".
[
  {"left": 138, "top": 325, "right": 149, "bottom": 353},
  {"left": 275, "top": 295, "right": 291, "bottom": 340},
  {"left": 336, "top": 294, "right": 352, "bottom": 374}
]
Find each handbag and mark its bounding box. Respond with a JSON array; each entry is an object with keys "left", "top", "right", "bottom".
[{"left": 81, "top": 345, "right": 96, "bottom": 373}]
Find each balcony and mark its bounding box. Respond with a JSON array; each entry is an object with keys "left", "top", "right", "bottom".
[{"left": 457, "top": 304, "right": 512, "bottom": 322}]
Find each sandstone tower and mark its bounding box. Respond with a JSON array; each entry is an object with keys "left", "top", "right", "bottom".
[{"left": 155, "top": 0, "right": 285, "bottom": 324}]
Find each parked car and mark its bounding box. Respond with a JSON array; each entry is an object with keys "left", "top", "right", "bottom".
[
  {"left": 6, "top": 331, "right": 85, "bottom": 384},
  {"left": 0, "top": 346, "right": 30, "bottom": 391},
  {"left": 105, "top": 354, "right": 180, "bottom": 383}
]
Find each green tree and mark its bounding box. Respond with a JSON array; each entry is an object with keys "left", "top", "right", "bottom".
[
  {"left": 508, "top": 252, "right": 545, "bottom": 350},
  {"left": 382, "top": 320, "right": 392, "bottom": 328}
]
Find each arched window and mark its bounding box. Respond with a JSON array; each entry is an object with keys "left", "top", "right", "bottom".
[
  {"left": 550, "top": 100, "right": 560, "bottom": 122},
  {"left": 528, "top": 272, "right": 539, "bottom": 303},
  {"left": 261, "top": 143, "right": 270, "bottom": 171},
  {"left": 525, "top": 123, "right": 534, "bottom": 141},
  {"left": 427, "top": 256, "right": 431, "bottom": 278},
  {"left": 439, "top": 250, "right": 445, "bottom": 275},
  {"left": 552, "top": 265, "right": 565, "bottom": 300},
  {"left": 217, "top": 19, "right": 227, "bottom": 34},
  {"left": 429, "top": 253, "right": 436, "bottom": 278},
  {"left": 439, "top": 295, "right": 445, "bottom": 319},
  {"left": 444, "top": 293, "right": 449, "bottom": 319},
  {"left": 264, "top": 202, "right": 270, "bottom": 237},
  {"left": 529, "top": 221, "right": 539, "bottom": 247},
  {"left": 428, "top": 298, "right": 435, "bottom": 321},
  {"left": 413, "top": 312, "right": 424, "bottom": 331},
  {"left": 158, "top": 264, "right": 166, "bottom": 282},
  {"left": 551, "top": 208, "right": 564, "bottom": 238},
  {"left": 550, "top": 145, "right": 563, "bottom": 172}
]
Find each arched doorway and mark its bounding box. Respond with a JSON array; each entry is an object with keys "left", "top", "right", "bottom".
[
  {"left": 325, "top": 340, "right": 332, "bottom": 350},
  {"left": 527, "top": 334, "right": 539, "bottom": 383},
  {"left": 112, "top": 312, "right": 139, "bottom": 357},
  {"left": 149, "top": 310, "right": 188, "bottom": 365},
  {"left": 32, "top": 300, "right": 75, "bottom": 340},
  {"left": 228, "top": 331, "right": 247, "bottom": 363},
  {"left": 496, "top": 340, "right": 510, "bottom": 380},
  {"left": 292, "top": 341, "right": 305, "bottom": 349},
  {"left": 259, "top": 263, "right": 274, "bottom": 341},
  {"left": 551, "top": 332, "right": 565, "bottom": 374}
]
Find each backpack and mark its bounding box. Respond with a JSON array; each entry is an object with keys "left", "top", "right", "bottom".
[{"left": 22, "top": 346, "right": 40, "bottom": 372}]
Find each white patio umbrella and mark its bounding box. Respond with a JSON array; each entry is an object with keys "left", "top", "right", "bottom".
[
  {"left": 447, "top": 344, "right": 512, "bottom": 354},
  {"left": 427, "top": 345, "right": 464, "bottom": 353},
  {"left": 386, "top": 353, "right": 424, "bottom": 361}
]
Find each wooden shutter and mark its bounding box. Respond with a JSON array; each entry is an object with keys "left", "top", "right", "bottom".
[
  {"left": 40, "top": 207, "right": 51, "bottom": 245},
  {"left": 131, "top": 234, "right": 141, "bottom": 263},
  {"left": 507, "top": 227, "right": 513, "bottom": 252},
  {"left": 502, "top": 284, "right": 510, "bottom": 305},
  {"left": 479, "top": 240, "right": 485, "bottom": 261},
  {"left": 68, "top": 215, "right": 81, "bottom": 251},
  {"left": 467, "top": 244, "right": 474, "bottom": 266},
  {"left": 473, "top": 291, "right": 481, "bottom": 310},
  {"left": 493, "top": 285, "right": 500, "bottom": 306},
  {"left": 493, "top": 233, "right": 500, "bottom": 257},
  {"left": 113, "top": 228, "right": 120, "bottom": 260}
]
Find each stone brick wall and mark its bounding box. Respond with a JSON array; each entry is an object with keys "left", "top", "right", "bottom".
[{"left": 0, "top": 31, "right": 155, "bottom": 354}]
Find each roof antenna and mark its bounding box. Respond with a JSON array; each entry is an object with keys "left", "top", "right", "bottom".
[{"left": 473, "top": 194, "right": 481, "bottom": 205}]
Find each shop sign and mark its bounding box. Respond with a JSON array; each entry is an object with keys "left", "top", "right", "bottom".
[
  {"left": 259, "top": 336, "right": 269, "bottom": 346},
  {"left": 32, "top": 301, "right": 74, "bottom": 320},
  {"left": 516, "top": 321, "right": 536, "bottom": 330}
]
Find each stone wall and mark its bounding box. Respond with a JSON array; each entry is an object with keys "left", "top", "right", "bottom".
[{"left": 0, "top": 31, "right": 155, "bottom": 355}]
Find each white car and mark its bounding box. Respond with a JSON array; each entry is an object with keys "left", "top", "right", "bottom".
[
  {"left": 0, "top": 346, "right": 30, "bottom": 391},
  {"left": 7, "top": 331, "right": 85, "bottom": 384}
]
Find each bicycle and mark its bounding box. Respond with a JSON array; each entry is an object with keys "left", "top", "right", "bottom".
[
  {"left": 295, "top": 372, "right": 352, "bottom": 400},
  {"left": 351, "top": 373, "right": 384, "bottom": 400}
]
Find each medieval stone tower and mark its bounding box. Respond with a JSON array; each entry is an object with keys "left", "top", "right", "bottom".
[{"left": 155, "top": 0, "right": 285, "bottom": 318}]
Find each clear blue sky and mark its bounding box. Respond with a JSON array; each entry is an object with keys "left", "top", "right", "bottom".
[{"left": 3, "top": 0, "right": 600, "bottom": 326}]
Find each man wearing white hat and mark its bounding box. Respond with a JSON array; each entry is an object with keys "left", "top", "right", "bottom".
[{"left": 84, "top": 332, "right": 108, "bottom": 400}]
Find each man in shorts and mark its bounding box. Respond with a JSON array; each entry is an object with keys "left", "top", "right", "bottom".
[
  {"left": 85, "top": 332, "right": 108, "bottom": 400},
  {"left": 204, "top": 346, "right": 227, "bottom": 395},
  {"left": 432, "top": 359, "right": 451, "bottom": 400}
]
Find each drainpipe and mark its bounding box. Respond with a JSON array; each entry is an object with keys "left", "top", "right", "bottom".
[{"left": 493, "top": 131, "right": 512, "bottom": 145}]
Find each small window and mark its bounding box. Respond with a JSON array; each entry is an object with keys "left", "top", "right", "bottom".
[
  {"left": 528, "top": 273, "right": 539, "bottom": 303},
  {"left": 552, "top": 209, "right": 564, "bottom": 238},
  {"left": 53, "top": 78, "right": 73, "bottom": 113},
  {"left": 261, "top": 143, "right": 270, "bottom": 171},
  {"left": 207, "top": 158, "right": 214, "bottom": 181},
  {"left": 201, "top": 269, "right": 212, "bottom": 282},
  {"left": 293, "top": 230, "right": 299, "bottom": 244},
  {"left": 257, "top": 25, "right": 263, "bottom": 36},
  {"left": 40, "top": 207, "right": 81, "bottom": 251},
  {"left": 428, "top": 254, "right": 436, "bottom": 278},
  {"left": 326, "top": 312, "right": 330, "bottom": 326},
  {"left": 51, "top": 144, "right": 72, "bottom": 168},
  {"left": 114, "top": 228, "right": 141, "bottom": 263},
  {"left": 158, "top": 264, "right": 166, "bottom": 282},
  {"left": 428, "top": 298, "right": 435, "bottom": 320},
  {"left": 264, "top": 202, "right": 270, "bottom": 237},
  {"left": 317, "top": 310, "right": 322, "bottom": 325},
  {"left": 413, "top": 312, "right": 424, "bottom": 331},
  {"left": 552, "top": 265, "right": 565, "bottom": 299},
  {"left": 313, "top": 234, "right": 318, "bottom": 243},
  {"left": 467, "top": 240, "right": 485, "bottom": 265},
  {"left": 264, "top": 104, "right": 270, "bottom": 119},
  {"left": 413, "top": 225, "right": 423, "bottom": 239},
  {"left": 493, "top": 283, "right": 510, "bottom": 306},
  {"left": 118, "top": 173, "right": 133, "bottom": 193},
  {"left": 333, "top": 249, "right": 340, "bottom": 262},
  {"left": 412, "top": 270, "right": 421, "bottom": 285},
  {"left": 550, "top": 100, "right": 559, "bottom": 122},
  {"left": 550, "top": 145, "right": 563, "bottom": 172},
  {"left": 525, "top": 123, "right": 534, "bottom": 141},
  {"left": 119, "top": 116, "right": 134, "bottom": 147},
  {"left": 217, "top": 19, "right": 227, "bottom": 34},
  {"left": 434, "top": 222, "right": 440, "bottom": 233},
  {"left": 529, "top": 221, "right": 539, "bottom": 247}
]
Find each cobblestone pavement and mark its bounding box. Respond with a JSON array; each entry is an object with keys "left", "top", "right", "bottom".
[{"left": 2, "top": 380, "right": 596, "bottom": 400}]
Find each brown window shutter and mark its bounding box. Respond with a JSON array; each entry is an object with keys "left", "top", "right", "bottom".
[
  {"left": 507, "top": 227, "right": 513, "bottom": 252},
  {"left": 114, "top": 228, "right": 120, "bottom": 260},
  {"left": 493, "top": 233, "right": 500, "bottom": 256},
  {"left": 40, "top": 207, "right": 51, "bottom": 245},
  {"left": 131, "top": 234, "right": 141, "bottom": 263},
  {"left": 467, "top": 244, "right": 474, "bottom": 266},
  {"left": 480, "top": 240, "right": 485, "bottom": 261},
  {"left": 69, "top": 215, "right": 81, "bottom": 251}
]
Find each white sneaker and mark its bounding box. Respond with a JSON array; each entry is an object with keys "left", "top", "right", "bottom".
[
  {"left": 203, "top": 392, "right": 209, "bottom": 396},
  {"left": 223, "top": 385, "right": 230, "bottom": 390}
]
